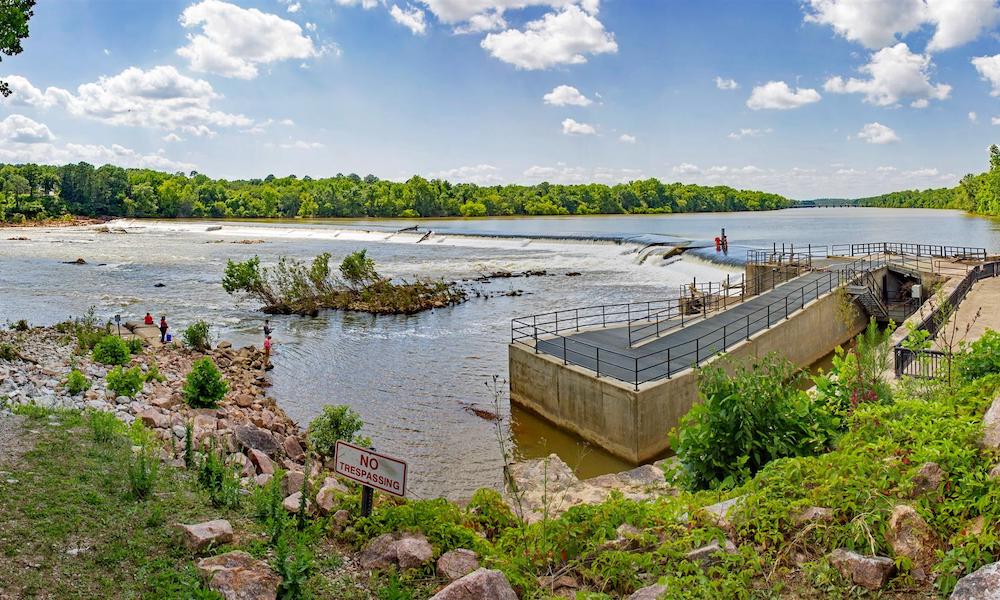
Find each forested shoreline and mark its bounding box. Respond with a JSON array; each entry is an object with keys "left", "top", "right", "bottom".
[
  {"left": 857, "top": 145, "right": 1000, "bottom": 216},
  {"left": 0, "top": 161, "right": 792, "bottom": 223}
]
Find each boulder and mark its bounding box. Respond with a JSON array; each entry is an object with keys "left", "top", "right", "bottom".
[
  {"left": 137, "top": 408, "right": 169, "bottom": 429},
  {"left": 331, "top": 509, "right": 350, "bottom": 533},
  {"left": 234, "top": 425, "right": 281, "bottom": 455},
  {"left": 359, "top": 533, "right": 433, "bottom": 571},
  {"left": 698, "top": 496, "right": 744, "bottom": 532},
  {"left": 886, "top": 504, "right": 941, "bottom": 580},
  {"left": 827, "top": 549, "right": 896, "bottom": 590},
  {"left": 197, "top": 550, "right": 280, "bottom": 600},
  {"left": 685, "top": 539, "right": 737, "bottom": 566},
  {"left": 282, "top": 471, "right": 305, "bottom": 496},
  {"left": 282, "top": 436, "right": 305, "bottom": 461},
  {"left": 794, "top": 506, "right": 834, "bottom": 526},
  {"left": 176, "top": 519, "right": 234, "bottom": 552},
  {"left": 951, "top": 561, "right": 1000, "bottom": 599},
  {"left": 254, "top": 473, "right": 273, "bottom": 487},
  {"left": 989, "top": 464, "right": 1000, "bottom": 480},
  {"left": 911, "top": 462, "right": 945, "bottom": 496},
  {"left": 315, "top": 481, "right": 348, "bottom": 515},
  {"left": 395, "top": 534, "right": 434, "bottom": 570},
  {"left": 429, "top": 568, "right": 517, "bottom": 600},
  {"left": 627, "top": 584, "right": 668, "bottom": 600},
  {"left": 282, "top": 492, "right": 312, "bottom": 514},
  {"left": 983, "top": 395, "right": 1000, "bottom": 449},
  {"left": 537, "top": 574, "right": 578, "bottom": 597},
  {"left": 437, "top": 549, "right": 479, "bottom": 581},
  {"left": 248, "top": 449, "right": 274, "bottom": 475}
]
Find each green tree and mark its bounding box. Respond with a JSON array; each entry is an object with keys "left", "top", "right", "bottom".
[{"left": 0, "top": 0, "right": 34, "bottom": 97}]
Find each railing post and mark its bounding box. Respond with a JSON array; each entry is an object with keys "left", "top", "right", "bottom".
[
  {"left": 667, "top": 347, "right": 671, "bottom": 379},
  {"left": 595, "top": 348, "right": 600, "bottom": 378},
  {"left": 533, "top": 315, "right": 538, "bottom": 353},
  {"left": 767, "top": 304, "right": 771, "bottom": 328},
  {"left": 635, "top": 358, "right": 639, "bottom": 391},
  {"left": 746, "top": 313, "right": 750, "bottom": 340},
  {"left": 563, "top": 337, "right": 568, "bottom": 365},
  {"left": 723, "top": 323, "right": 727, "bottom": 348},
  {"left": 785, "top": 296, "right": 789, "bottom": 319},
  {"left": 696, "top": 337, "right": 700, "bottom": 365},
  {"left": 575, "top": 308, "right": 580, "bottom": 332},
  {"left": 602, "top": 305, "right": 606, "bottom": 327}
]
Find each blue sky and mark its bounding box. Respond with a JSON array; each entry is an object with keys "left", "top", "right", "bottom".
[{"left": 1, "top": 0, "right": 1000, "bottom": 199}]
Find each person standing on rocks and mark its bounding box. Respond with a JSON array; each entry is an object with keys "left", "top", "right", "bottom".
[
  {"left": 159, "top": 316, "right": 169, "bottom": 344},
  {"left": 263, "top": 319, "right": 272, "bottom": 338},
  {"left": 263, "top": 335, "right": 272, "bottom": 369}
]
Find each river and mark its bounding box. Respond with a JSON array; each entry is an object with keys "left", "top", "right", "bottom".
[{"left": 1, "top": 208, "right": 998, "bottom": 498}]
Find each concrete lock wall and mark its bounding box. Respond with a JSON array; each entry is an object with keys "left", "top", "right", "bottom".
[{"left": 509, "top": 284, "right": 871, "bottom": 464}]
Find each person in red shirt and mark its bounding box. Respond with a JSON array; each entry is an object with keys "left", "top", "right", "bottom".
[
  {"left": 263, "top": 335, "right": 272, "bottom": 369},
  {"left": 144, "top": 312, "right": 154, "bottom": 326},
  {"left": 159, "top": 316, "right": 168, "bottom": 343}
]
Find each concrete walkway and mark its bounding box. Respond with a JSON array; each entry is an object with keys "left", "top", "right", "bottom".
[
  {"left": 536, "top": 265, "right": 850, "bottom": 385},
  {"left": 935, "top": 276, "right": 1000, "bottom": 350}
]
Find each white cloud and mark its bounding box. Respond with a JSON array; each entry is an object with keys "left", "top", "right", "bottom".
[
  {"left": 972, "top": 54, "right": 1000, "bottom": 97},
  {"left": 904, "top": 167, "right": 938, "bottom": 177},
  {"left": 715, "top": 76, "right": 739, "bottom": 90},
  {"left": 103, "top": 48, "right": 111, "bottom": 56},
  {"left": 969, "top": 112, "right": 978, "bottom": 123},
  {"left": 453, "top": 10, "right": 507, "bottom": 34},
  {"left": 0, "top": 114, "right": 54, "bottom": 143},
  {"left": 856, "top": 122, "right": 900, "bottom": 144},
  {"left": 481, "top": 5, "right": 617, "bottom": 70},
  {"left": 992, "top": 116, "right": 1000, "bottom": 125},
  {"left": 390, "top": 5, "right": 428, "bottom": 35},
  {"left": 802, "top": 0, "right": 999, "bottom": 52},
  {"left": 278, "top": 140, "right": 325, "bottom": 149},
  {"left": 522, "top": 163, "right": 641, "bottom": 184},
  {"left": 162, "top": 133, "right": 184, "bottom": 143},
  {"left": 177, "top": 0, "right": 321, "bottom": 79},
  {"left": 543, "top": 84, "right": 592, "bottom": 106},
  {"left": 419, "top": 0, "right": 598, "bottom": 23},
  {"left": 336, "top": 0, "right": 381, "bottom": 7},
  {"left": 1, "top": 67, "right": 254, "bottom": 136},
  {"left": 305, "top": 21, "right": 317, "bottom": 31},
  {"left": 746, "top": 81, "right": 821, "bottom": 110},
  {"left": 618, "top": 133, "right": 636, "bottom": 144},
  {"left": 430, "top": 164, "right": 503, "bottom": 184},
  {"left": 287, "top": 2, "right": 301, "bottom": 12},
  {"left": 824, "top": 43, "right": 950, "bottom": 107},
  {"left": 876, "top": 166, "right": 897, "bottom": 172},
  {"left": 672, "top": 163, "right": 701, "bottom": 175},
  {"left": 727, "top": 127, "right": 772, "bottom": 140},
  {"left": 561, "top": 117, "right": 596, "bottom": 135}
]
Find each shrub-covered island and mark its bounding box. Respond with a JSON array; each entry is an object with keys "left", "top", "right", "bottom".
[{"left": 222, "top": 250, "right": 466, "bottom": 316}]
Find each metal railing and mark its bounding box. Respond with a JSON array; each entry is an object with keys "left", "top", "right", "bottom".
[
  {"left": 893, "top": 261, "right": 1000, "bottom": 378},
  {"left": 513, "top": 254, "right": 887, "bottom": 389}
]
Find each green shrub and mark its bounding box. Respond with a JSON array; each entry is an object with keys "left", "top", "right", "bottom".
[
  {"left": 126, "top": 337, "right": 144, "bottom": 354},
  {"left": 144, "top": 361, "right": 166, "bottom": 383},
  {"left": 357, "top": 498, "right": 485, "bottom": 555},
  {"left": 182, "top": 320, "right": 213, "bottom": 351},
  {"left": 106, "top": 365, "right": 144, "bottom": 399},
  {"left": 11, "top": 319, "right": 28, "bottom": 331},
  {"left": 183, "top": 358, "right": 229, "bottom": 408},
  {"left": 465, "top": 488, "right": 519, "bottom": 541},
  {"left": 128, "top": 446, "right": 158, "bottom": 501},
  {"left": 306, "top": 405, "right": 366, "bottom": 458},
  {"left": 0, "top": 342, "right": 19, "bottom": 361},
  {"left": 340, "top": 249, "right": 379, "bottom": 290},
  {"left": 72, "top": 307, "right": 108, "bottom": 352},
  {"left": 197, "top": 445, "right": 242, "bottom": 509},
  {"left": 88, "top": 410, "right": 122, "bottom": 443},
  {"left": 92, "top": 335, "right": 131, "bottom": 366},
  {"left": 66, "top": 368, "right": 91, "bottom": 395},
  {"left": 671, "top": 353, "right": 840, "bottom": 490},
  {"left": 273, "top": 530, "right": 315, "bottom": 600},
  {"left": 957, "top": 329, "right": 1000, "bottom": 382}
]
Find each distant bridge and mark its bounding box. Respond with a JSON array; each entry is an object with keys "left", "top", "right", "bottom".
[{"left": 792, "top": 198, "right": 863, "bottom": 208}]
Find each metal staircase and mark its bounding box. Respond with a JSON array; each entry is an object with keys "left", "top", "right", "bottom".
[{"left": 846, "top": 271, "right": 888, "bottom": 320}]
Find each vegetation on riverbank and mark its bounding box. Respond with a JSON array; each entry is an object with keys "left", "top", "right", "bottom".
[
  {"left": 0, "top": 161, "right": 792, "bottom": 223},
  {"left": 858, "top": 145, "right": 1000, "bottom": 216},
  {"left": 222, "top": 250, "right": 466, "bottom": 316}
]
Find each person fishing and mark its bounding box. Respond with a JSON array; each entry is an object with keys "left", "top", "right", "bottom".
[
  {"left": 159, "top": 316, "right": 168, "bottom": 343},
  {"left": 263, "top": 319, "right": 272, "bottom": 337}
]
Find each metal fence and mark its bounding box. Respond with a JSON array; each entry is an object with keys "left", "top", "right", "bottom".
[{"left": 893, "top": 261, "right": 1000, "bottom": 378}]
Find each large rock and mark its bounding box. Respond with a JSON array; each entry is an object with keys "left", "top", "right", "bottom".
[
  {"left": 981, "top": 394, "right": 1000, "bottom": 449},
  {"left": 282, "top": 435, "right": 305, "bottom": 461},
  {"left": 429, "top": 568, "right": 517, "bottom": 600},
  {"left": 176, "top": 519, "right": 234, "bottom": 552},
  {"left": 234, "top": 425, "right": 280, "bottom": 455},
  {"left": 197, "top": 550, "right": 280, "bottom": 600},
  {"left": 794, "top": 506, "right": 834, "bottom": 526},
  {"left": 951, "top": 561, "right": 1000, "bottom": 599},
  {"left": 359, "top": 533, "right": 433, "bottom": 571},
  {"left": 315, "top": 480, "right": 348, "bottom": 515},
  {"left": 248, "top": 449, "right": 274, "bottom": 475},
  {"left": 627, "top": 584, "right": 668, "bottom": 600},
  {"left": 827, "top": 549, "right": 896, "bottom": 590},
  {"left": 886, "top": 504, "right": 940, "bottom": 580},
  {"left": 437, "top": 549, "right": 480, "bottom": 581},
  {"left": 507, "top": 454, "right": 676, "bottom": 522},
  {"left": 137, "top": 408, "right": 169, "bottom": 429},
  {"left": 698, "top": 496, "right": 744, "bottom": 532},
  {"left": 685, "top": 539, "right": 737, "bottom": 566},
  {"left": 911, "top": 462, "right": 945, "bottom": 496}
]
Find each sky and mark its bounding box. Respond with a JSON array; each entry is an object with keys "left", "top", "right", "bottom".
[{"left": 1, "top": 0, "right": 1000, "bottom": 199}]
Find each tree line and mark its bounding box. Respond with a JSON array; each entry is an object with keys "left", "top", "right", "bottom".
[
  {"left": 0, "top": 161, "right": 793, "bottom": 223},
  {"left": 857, "top": 145, "right": 1000, "bottom": 216}
]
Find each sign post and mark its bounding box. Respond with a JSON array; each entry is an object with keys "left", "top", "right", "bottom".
[
  {"left": 334, "top": 440, "right": 407, "bottom": 518},
  {"left": 114, "top": 314, "right": 121, "bottom": 337}
]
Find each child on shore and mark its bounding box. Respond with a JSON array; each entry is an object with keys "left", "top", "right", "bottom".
[{"left": 263, "top": 335, "right": 272, "bottom": 368}]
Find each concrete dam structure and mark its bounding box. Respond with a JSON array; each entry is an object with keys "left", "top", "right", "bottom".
[{"left": 509, "top": 242, "right": 990, "bottom": 464}]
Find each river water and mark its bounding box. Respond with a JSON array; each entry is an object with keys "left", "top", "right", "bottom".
[{"left": 1, "top": 208, "right": 998, "bottom": 498}]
